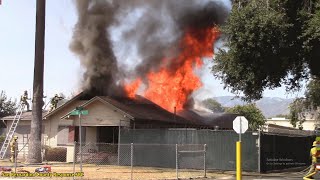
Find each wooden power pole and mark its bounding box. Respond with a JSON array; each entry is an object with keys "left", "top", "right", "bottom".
[{"left": 27, "top": 0, "right": 46, "bottom": 163}]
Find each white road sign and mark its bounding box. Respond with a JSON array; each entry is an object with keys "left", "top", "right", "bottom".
[{"left": 233, "top": 116, "right": 248, "bottom": 134}]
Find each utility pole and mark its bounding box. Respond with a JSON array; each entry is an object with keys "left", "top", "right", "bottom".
[{"left": 27, "top": 0, "right": 46, "bottom": 163}]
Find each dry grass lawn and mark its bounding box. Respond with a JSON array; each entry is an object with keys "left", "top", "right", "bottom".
[{"left": 0, "top": 160, "right": 231, "bottom": 179}]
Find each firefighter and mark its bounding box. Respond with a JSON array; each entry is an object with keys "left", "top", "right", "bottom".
[
  {"left": 49, "top": 94, "right": 64, "bottom": 112},
  {"left": 20, "top": 90, "right": 30, "bottom": 111},
  {"left": 304, "top": 141, "right": 320, "bottom": 179},
  {"left": 9, "top": 136, "right": 18, "bottom": 162}
]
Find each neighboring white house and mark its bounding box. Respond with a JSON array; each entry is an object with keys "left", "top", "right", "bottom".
[{"left": 266, "top": 117, "right": 318, "bottom": 131}]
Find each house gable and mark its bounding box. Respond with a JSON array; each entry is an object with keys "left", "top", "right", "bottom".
[{"left": 63, "top": 98, "right": 131, "bottom": 126}]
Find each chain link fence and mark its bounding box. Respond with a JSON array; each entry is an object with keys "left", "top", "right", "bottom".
[
  {"left": 0, "top": 142, "right": 206, "bottom": 179},
  {"left": 120, "top": 129, "right": 259, "bottom": 171}
]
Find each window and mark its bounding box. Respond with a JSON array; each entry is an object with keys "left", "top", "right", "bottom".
[{"left": 57, "top": 126, "right": 69, "bottom": 145}]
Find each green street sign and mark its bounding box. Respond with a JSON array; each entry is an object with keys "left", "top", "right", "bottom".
[
  {"left": 70, "top": 110, "right": 79, "bottom": 115},
  {"left": 81, "top": 110, "right": 89, "bottom": 115},
  {"left": 70, "top": 110, "right": 89, "bottom": 116}
]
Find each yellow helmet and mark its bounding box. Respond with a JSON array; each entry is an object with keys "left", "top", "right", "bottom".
[
  {"left": 13, "top": 136, "right": 18, "bottom": 140},
  {"left": 313, "top": 141, "right": 318, "bottom": 146}
]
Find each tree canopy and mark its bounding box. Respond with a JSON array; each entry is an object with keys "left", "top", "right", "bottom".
[
  {"left": 213, "top": 0, "right": 320, "bottom": 101},
  {"left": 226, "top": 103, "right": 265, "bottom": 130},
  {"left": 201, "top": 98, "right": 225, "bottom": 112},
  {"left": 0, "top": 91, "right": 17, "bottom": 118},
  {"left": 289, "top": 79, "right": 320, "bottom": 129}
]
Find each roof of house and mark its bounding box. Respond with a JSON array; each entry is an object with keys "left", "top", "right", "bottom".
[
  {"left": 43, "top": 91, "right": 239, "bottom": 128},
  {"left": 263, "top": 124, "right": 314, "bottom": 136},
  {"left": 62, "top": 95, "right": 197, "bottom": 126},
  {"left": 44, "top": 92, "right": 84, "bottom": 119},
  {"left": 103, "top": 95, "right": 199, "bottom": 125},
  {"left": 178, "top": 110, "right": 239, "bottom": 129},
  {"left": 0, "top": 111, "right": 48, "bottom": 121}
]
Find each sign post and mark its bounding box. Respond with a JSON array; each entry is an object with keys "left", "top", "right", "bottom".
[
  {"left": 233, "top": 116, "right": 248, "bottom": 180},
  {"left": 70, "top": 107, "right": 89, "bottom": 173}
]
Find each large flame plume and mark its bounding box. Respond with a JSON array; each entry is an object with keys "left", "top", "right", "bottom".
[
  {"left": 70, "top": 0, "right": 228, "bottom": 110},
  {"left": 125, "top": 28, "right": 219, "bottom": 112}
]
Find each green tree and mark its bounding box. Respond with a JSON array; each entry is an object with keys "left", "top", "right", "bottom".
[
  {"left": 213, "top": 0, "right": 320, "bottom": 101},
  {"left": 227, "top": 104, "right": 265, "bottom": 130},
  {"left": 289, "top": 98, "right": 307, "bottom": 129},
  {"left": 305, "top": 79, "right": 320, "bottom": 108},
  {"left": 202, "top": 98, "right": 225, "bottom": 112},
  {"left": 0, "top": 91, "right": 17, "bottom": 118},
  {"left": 289, "top": 79, "right": 320, "bottom": 129}
]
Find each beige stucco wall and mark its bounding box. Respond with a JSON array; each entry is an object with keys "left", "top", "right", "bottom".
[
  {"left": 3, "top": 120, "right": 48, "bottom": 159},
  {"left": 301, "top": 120, "right": 318, "bottom": 130},
  {"left": 266, "top": 118, "right": 317, "bottom": 131},
  {"left": 44, "top": 100, "right": 87, "bottom": 147},
  {"left": 45, "top": 98, "right": 131, "bottom": 147},
  {"left": 69, "top": 100, "right": 131, "bottom": 127},
  {"left": 4, "top": 120, "right": 48, "bottom": 143}
]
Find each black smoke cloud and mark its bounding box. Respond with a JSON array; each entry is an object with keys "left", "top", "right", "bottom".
[{"left": 70, "top": 0, "right": 229, "bottom": 96}]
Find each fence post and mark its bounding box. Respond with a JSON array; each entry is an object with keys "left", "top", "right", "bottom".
[
  {"left": 118, "top": 121, "right": 121, "bottom": 165},
  {"left": 131, "top": 143, "right": 133, "bottom": 180},
  {"left": 73, "top": 141, "right": 76, "bottom": 180},
  {"left": 176, "top": 144, "right": 178, "bottom": 180},
  {"left": 204, "top": 144, "right": 206, "bottom": 178},
  {"left": 258, "top": 130, "right": 261, "bottom": 173}
]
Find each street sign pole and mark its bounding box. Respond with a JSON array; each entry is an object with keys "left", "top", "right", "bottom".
[
  {"left": 233, "top": 116, "right": 248, "bottom": 180},
  {"left": 239, "top": 116, "right": 242, "bottom": 142},
  {"left": 237, "top": 116, "right": 242, "bottom": 180},
  {"left": 79, "top": 112, "right": 82, "bottom": 172},
  {"left": 69, "top": 107, "right": 88, "bottom": 174},
  {"left": 236, "top": 141, "right": 241, "bottom": 180}
]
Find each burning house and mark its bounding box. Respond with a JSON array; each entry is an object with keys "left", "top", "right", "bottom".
[
  {"left": 2, "top": 0, "right": 237, "bottom": 162},
  {"left": 55, "top": 0, "right": 232, "bottom": 162},
  {"left": 38, "top": 91, "right": 235, "bottom": 162}
]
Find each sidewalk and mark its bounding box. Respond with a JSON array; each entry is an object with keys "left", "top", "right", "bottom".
[{"left": 207, "top": 168, "right": 307, "bottom": 179}]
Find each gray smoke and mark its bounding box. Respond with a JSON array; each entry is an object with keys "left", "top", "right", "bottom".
[{"left": 70, "top": 0, "right": 229, "bottom": 96}]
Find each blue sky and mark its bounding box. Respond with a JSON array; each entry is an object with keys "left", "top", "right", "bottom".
[{"left": 0, "top": 0, "right": 304, "bottom": 103}]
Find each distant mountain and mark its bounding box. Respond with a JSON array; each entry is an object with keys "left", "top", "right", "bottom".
[{"left": 212, "top": 96, "right": 294, "bottom": 118}]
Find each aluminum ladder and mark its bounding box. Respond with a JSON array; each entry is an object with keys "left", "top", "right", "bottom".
[{"left": 0, "top": 103, "right": 25, "bottom": 159}]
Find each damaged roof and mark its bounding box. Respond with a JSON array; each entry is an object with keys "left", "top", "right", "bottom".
[
  {"left": 51, "top": 91, "right": 238, "bottom": 129},
  {"left": 100, "top": 95, "right": 197, "bottom": 126}
]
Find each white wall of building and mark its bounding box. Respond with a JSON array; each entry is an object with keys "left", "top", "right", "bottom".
[{"left": 266, "top": 117, "right": 317, "bottom": 131}]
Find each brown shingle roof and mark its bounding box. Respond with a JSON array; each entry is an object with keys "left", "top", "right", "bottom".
[
  {"left": 60, "top": 94, "right": 238, "bottom": 128},
  {"left": 99, "top": 95, "right": 196, "bottom": 125},
  {"left": 1, "top": 111, "right": 48, "bottom": 121}
]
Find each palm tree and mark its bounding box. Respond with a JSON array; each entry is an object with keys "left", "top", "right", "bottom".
[{"left": 27, "top": 0, "right": 46, "bottom": 163}]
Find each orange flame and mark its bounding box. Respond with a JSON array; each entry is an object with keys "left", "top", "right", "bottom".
[
  {"left": 125, "top": 27, "right": 219, "bottom": 112},
  {"left": 124, "top": 78, "right": 141, "bottom": 98}
]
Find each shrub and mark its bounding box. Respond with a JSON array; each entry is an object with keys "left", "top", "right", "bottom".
[
  {"left": 0, "top": 135, "right": 5, "bottom": 144},
  {"left": 44, "top": 146, "right": 67, "bottom": 162}
]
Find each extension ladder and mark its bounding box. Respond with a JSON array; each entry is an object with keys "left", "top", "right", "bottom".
[{"left": 0, "top": 103, "right": 25, "bottom": 159}]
